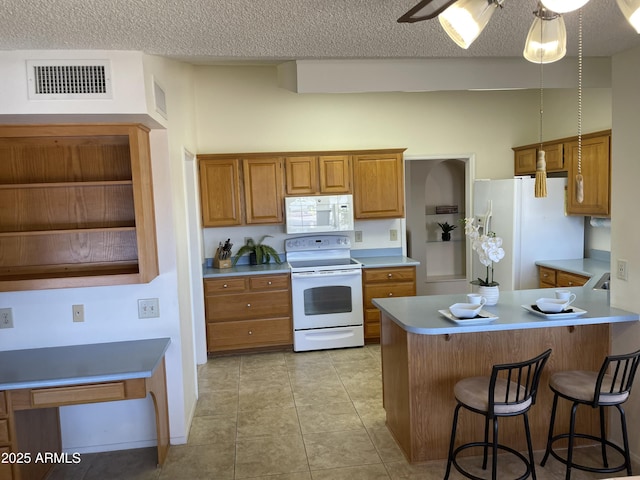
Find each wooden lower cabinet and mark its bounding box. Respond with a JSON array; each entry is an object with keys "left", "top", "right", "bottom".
[
  {"left": 204, "top": 273, "right": 292, "bottom": 353},
  {"left": 539, "top": 266, "right": 589, "bottom": 288},
  {"left": 363, "top": 266, "right": 416, "bottom": 342}
]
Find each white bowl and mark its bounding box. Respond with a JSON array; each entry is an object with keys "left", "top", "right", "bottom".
[
  {"left": 535, "top": 297, "right": 569, "bottom": 313},
  {"left": 449, "top": 303, "right": 483, "bottom": 319}
]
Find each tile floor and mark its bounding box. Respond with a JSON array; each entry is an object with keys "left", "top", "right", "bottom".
[{"left": 49, "top": 345, "right": 639, "bottom": 479}]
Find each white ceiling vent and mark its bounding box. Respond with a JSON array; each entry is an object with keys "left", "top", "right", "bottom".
[{"left": 26, "top": 60, "right": 112, "bottom": 100}]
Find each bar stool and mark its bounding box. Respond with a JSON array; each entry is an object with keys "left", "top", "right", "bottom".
[
  {"left": 444, "top": 349, "right": 552, "bottom": 480},
  {"left": 540, "top": 349, "right": 640, "bottom": 480}
]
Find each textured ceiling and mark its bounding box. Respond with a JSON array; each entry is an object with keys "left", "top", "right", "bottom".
[{"left": 1, "top": 0, "right": 639, "bottom": 63}]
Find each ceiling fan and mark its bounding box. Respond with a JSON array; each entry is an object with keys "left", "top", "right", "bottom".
[{"left": 398, "top": 0, "right": 640, "bottom": 62}]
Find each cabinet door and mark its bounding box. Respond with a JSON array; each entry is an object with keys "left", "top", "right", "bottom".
[
  {"left": 318, "top": 155, "right": 350, "bottom": 193},
  {"left": 243, "top": 157, "right": 284, "bottom": 224},
  {"left": 285, "top": 156, "right": 317, "bottom": 195},
  {"left": 199, "top": 159, "right": 242, "bottom": 227},
  {"left": 565, "top": 135, "right": 610, "bottom": 216},
  {"left": 352, "top": 153, "right": 405, "bottom": 219},
  {"left": 514, "top": 147, "right": 537, "bottom": 175},
  {"left": 543, "top": 143, "right": 564, "bottom": 171}
]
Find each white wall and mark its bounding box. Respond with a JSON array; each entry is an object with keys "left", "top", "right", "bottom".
[
  {"left": 0, "top": 52, "right": 198, "bottom": 453},
  {"left": 610, "top": 44, "right": 640, "bottom": 458}
]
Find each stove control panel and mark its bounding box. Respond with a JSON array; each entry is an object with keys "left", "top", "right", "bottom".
[{"left": 285, "top": 235, "right": 351, "bottom": 252}]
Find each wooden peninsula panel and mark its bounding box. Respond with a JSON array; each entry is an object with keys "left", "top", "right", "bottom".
[{"left": 381, "top": 313, "right": 609, "bottom": 463}]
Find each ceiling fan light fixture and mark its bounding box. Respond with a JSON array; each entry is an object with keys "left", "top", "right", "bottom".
[
  {"left": 616, "top": 0, "right": 640, "bottom": 32},
  {"left": 523, "top": 7, "right": 567, "bottom": 63},
  {"left": 539, "top": 0, "right": 589, "bottom": 13},
  {"left": 438, "top": 0, "right": 501, "bottom": 49}
]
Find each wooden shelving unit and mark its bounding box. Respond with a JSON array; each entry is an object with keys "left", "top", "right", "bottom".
[{"left": 0, "top": 124, "right": 158, "bottom": 291}]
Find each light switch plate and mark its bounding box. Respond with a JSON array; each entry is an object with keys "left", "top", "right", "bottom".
[
  {"left": 0, "top": 308, "right": 14, "bottom": 329},
  {"left": 138, "top": 298, "right": 160, "bottom": 318}
]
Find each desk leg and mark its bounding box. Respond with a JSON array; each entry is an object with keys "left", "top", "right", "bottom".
[{"left": 146, "top": 358, "right": 170, "bottom": 466}]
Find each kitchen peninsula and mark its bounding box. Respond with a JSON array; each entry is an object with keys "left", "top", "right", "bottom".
[{"left": 373, "top": 288, "right": 639, "bottom": 463}]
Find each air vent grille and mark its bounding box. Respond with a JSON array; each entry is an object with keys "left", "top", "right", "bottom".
[{"left": 27, "top": 60, "right": 112, "bottom": 99}]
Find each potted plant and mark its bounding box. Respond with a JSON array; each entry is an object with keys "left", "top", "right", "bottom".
[
  {"left": 232, "top": 235, "right": 283, "bottom": 266},
  {"left": 437, "top": 221, "right": 457, "bottom": 241},
  {"left": 463, "top": 217, "right": 505, "bottom": 305}
]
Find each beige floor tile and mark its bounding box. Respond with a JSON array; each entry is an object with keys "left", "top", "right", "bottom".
[
  {"left": 194, "top": 387, "right": 238, "bottom": 416},
  {"left": 248, "top": 473, "right": 313, "bottom": 480},
  {"left": 285, "top": 350, "right": 333, "bottom": 368},
  {"left": 241, "top": 351, "right": 287, "bottom": 370},
  {"left": 238, "top": 384, "right": 295, "bottom": 411},
  {"left": 328, "top": 346, "right": 376, "bottom": 363},
  {"left": 198, "top": 365, "right": 240, "bottom": 390},
  {"left": 303, "top": 428, "right": 382, "bottom": 470},
  {"left": 237, "top": 406, "right": 301, "bottom": 438},
  {"left": 293, "top": 382, "right": 352, "bottom": 406},
  {"left": 353, "top": 398, "right": 387, "bottom": 430},
  {"left": 158, "top": 443, "right": 235, "bottom": 480},
  {"left": 81, "top": 448, "right": 161, "bottom": 480},
  {"left": 311, "top": 463, "right": 391, "bottom": 479},
  {"left": 188, "top": 413, "right": 237, "bottom": 445},
  {"left": 239, "top": 365, "right": 292, "bottom": 389},
  {"left": 235, "top": 434, "right": 309, "bottom": 479},
  {"left": 368, "top": 426, "right": 407, "bottom": 463},
  {"left": 297, "top": 401, "right": 364, "bottom": 434}
]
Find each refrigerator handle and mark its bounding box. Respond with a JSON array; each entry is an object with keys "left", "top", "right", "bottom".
[{"left": 477, "top": 200, "right": 493, "bottom": 234}]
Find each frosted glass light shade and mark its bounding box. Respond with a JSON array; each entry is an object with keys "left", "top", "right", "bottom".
[
  {"left": 523, "top": 14, "right": 567, "bottom": 63},
  {"left": 438, "top": 0, "right": 499, "bottom": 49},
  {"left": 617, "top": 0, "right": 640, "bottom": 32},
  {"left": 540, "top": 0, "right": 590, "bottom": 13}
]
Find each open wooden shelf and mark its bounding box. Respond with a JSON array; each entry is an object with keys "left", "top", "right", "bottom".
[{"left": 0, "top": 124, "right": 158, "bottom": 292}]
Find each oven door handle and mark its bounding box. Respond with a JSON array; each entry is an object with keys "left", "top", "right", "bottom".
[{"left": 291, "top": 269, "right": 362, "bottom": 278}]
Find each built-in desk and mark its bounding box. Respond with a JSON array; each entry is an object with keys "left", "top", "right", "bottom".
[{"left": 0, "top": 338, "right": 171, "bottom": 480}]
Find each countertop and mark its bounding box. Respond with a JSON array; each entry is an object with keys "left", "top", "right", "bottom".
[
  {"left": 535, "top": 257, "right": 610, "bottom": 288},
  {"left": 0, "top": 338, "right": 171, "bottom": 390},
  {"left": 373, "top": 287, "right": 638, "bottom": 335},
  {"left": 203, "top": 255, "right": 420, "bottom": 277}
]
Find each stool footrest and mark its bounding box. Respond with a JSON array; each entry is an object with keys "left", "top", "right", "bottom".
[
  {"left": 451, "top": 442, "right": 533, "bottom": 480},
  {"left": 545, "top": 433, "right": 629, "bottom": 475}
]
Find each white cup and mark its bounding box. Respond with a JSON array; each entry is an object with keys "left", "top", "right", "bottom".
[
  {"left": 467, "top": 293, "right": 486, "bottom": 306},
  {"left": 555, "top": 289, "right": 576, "bottom": 306}
]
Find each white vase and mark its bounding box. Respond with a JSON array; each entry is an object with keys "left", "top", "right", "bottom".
[{"left": 478, "top": 286, "right": 499, "bottom": 306}]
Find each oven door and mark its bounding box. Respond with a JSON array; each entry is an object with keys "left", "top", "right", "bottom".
[{"left": 291, "top": 268, "right": 363, "bottom": 330}]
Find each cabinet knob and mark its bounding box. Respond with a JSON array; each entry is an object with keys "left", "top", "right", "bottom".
[
  {"left": 223, "top": 284, "right": 228, "bottom": 288},
  {"left": 542, "top": 273, "right": 548, "bottom": 278},
  {"left": 387, "top": 273, "right": 393, "bottom": 278},
  {"left": 388, "top": 292, "right": 393, "bottom": 297},
  {"left": 568, "top": 282, "right": 574, "bottom": 286},
  {"left": 247, "top": 303, "right": 251, "bottom": 307},
  {"left": 268, "top": 281, "right": 272, "bottom": 285},
  {"left": 248, "top": 330, "right": 253, "bottom": 335}
]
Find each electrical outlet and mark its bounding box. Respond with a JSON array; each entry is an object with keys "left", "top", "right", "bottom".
[
  {"left": 138, "top": 298, "right": 160, "bottom": 318},
  {"left": 355, "top": 231, "right": 363, "bottom": 242},
  {"left": 617, "top": 259, "right": 628, "bottom": 281},
  {"left": 72, "top": 304, "right": 84, "bottom": 322},
  {"left": 390, "top": 229, "right": 398, "bottom": 241},
  {"left": 0, "top": 308, "right": 14, "bottom": 329}
]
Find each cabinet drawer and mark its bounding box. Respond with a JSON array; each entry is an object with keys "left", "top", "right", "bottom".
[
  {"left": 557, "top": 271, "right": 589, "bottom": 287},
  {"left": 364, "top": 283, "right": 416, "bottom": 307},
  {"left": 206, "top": 290, "right": 291, "bottom": 322},
  {"left": 0, "top": 419, "right": 9, "bottom": 444},
  {"left": 30, "top": 382, "right": 126, "bottom": 407},
  {"left": 364, "top": 319, "right": 380, "bottom": 339},
  {"left": 204, "top": 277, "right": 247, "bottom": 295},
  {"left": 539, "top": 267, "right": 556, "bottom": 286},
  {"left": 364, "top": 267, "right": 415, "bottom": 283},
  {"left": 0, "top": 447, "right": 12, "bottom": 480},
  {"left": 0, "top": 392, "right": 5, "bottom": 416},
  {"left": 249, "top": 274, "right": 289, "bottom": 291},
  {"left": 207, "top": 317, "right": 292, "bottom": 351}
]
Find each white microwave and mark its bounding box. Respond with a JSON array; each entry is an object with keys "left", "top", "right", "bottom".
[{"left": 284, "top": 195, "right": 354, "bottom": 234}]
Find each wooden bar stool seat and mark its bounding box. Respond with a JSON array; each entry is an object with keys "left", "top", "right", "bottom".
[
  {"left": 540, "top": 349, "right": 640, "bottom": 480},
  {"left": 444, "top": 349, "right": 552, "bottom": 480}
]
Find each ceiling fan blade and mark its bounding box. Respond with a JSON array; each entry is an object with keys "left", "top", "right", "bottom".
[{"left": 397, "top": 0, "right": 459, "bottom": 22}]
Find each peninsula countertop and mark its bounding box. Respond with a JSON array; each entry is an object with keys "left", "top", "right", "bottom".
[{"left": 373, "top": 287, "right": 638, "bottom": 335}]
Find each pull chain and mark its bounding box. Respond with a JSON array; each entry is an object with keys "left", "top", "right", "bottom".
[
  {"left": 575, "top": 9, "right": 584, "bottom": 203},
  {"left": 535, "top": 13, "right": 547, "bottom": 198}
]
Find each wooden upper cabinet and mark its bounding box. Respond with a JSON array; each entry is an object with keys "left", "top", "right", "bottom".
[
  {"left": 285, "top": 155, "right": 350, "bottom": 195},
  {"left": 199, "top": 158, "right": 242, "bottom": 227},
  {"left": 0, "top": 123, "right": 158, "bottom": 292},
  {"left": 352, "top": 151, "right": 405, "bottom": 219},
  {"left": 513, "top": 142, "right": 564, "bottom": 176},
  {"left": 565, "top": 134, "right": 611, "bottom": 216},
  {"left": 242, "top": 157, "right": 284, "bottom": 224}
]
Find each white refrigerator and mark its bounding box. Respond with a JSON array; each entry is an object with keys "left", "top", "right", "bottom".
[{"left": 472, "top": 177, "right": 584, "bottom": 291}]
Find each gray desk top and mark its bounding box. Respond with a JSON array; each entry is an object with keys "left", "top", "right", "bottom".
[
  {"left": 0, "top": 337, "right": 171, "bottom": 390},
  {"left": 373, "top": 288, "right": 638, "bottom": 335}
]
